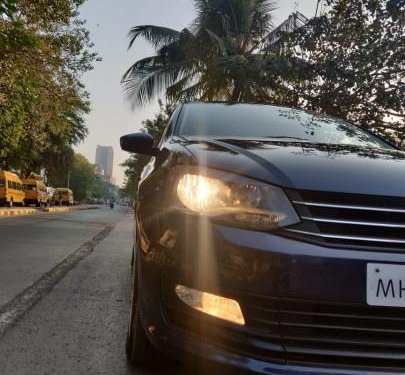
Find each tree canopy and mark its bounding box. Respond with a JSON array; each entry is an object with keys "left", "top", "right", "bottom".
[
  {"left": 278, "top": 0, "right": 404, "bottom": 144},
  {"left": 121, "top": 100, "right": 173, "bottom": 198},
  {"left": 48, "top": 152, "right": 111, "bottom": 202},
  {"left": 0, "top": 0, "right": 97, "bottom": 174},
  {"left": 68, "top": 153, "right": 95, "bottom": 202},
  {"left": 123, "top": 0, "right": 404, "bottom": 144},
  {"left": 122, "top": 0, "right": 300, "bottom": 106}
]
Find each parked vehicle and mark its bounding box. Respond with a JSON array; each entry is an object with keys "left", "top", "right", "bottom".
[
  {"left": 22, "top": 178, "right": 48, "bottom": 207},
  {"left": 0, "top": 170, "right": 25, "bottom": 207},
  {"left": 121, "top": 102, "right": 405, "bottom": 374},
  {"left": 53, "top": 188, "right": 74, "bottom": 206}
]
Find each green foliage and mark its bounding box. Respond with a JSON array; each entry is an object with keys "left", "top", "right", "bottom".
[
  {"left": 123, "top": 0, "right": 403, "bottom": 145},
  {"left": 0, "top": 0, "right": 17, "bottom": 18},
  {"left": 121, "top": 100, "right": 174, "bottom": 198},
  {"left": 120, "top": 153, "right": 151, "bottom": 199},
  {"left": 0, "top": 0, "right": 97, "bottom": 172},
  {"left": 122, "top": 0, "right": 296, "bottom": 106},
  {"left": 47, "top": 151, "right": 112, "bottom": 202},
  {"left": 45, "top": 146, "right": 75, "bottom": 187},
  {"left": 279, "top": 0, "right": 404, "bottom": 144},
  {"left": 68, "top": 153, "right": 95, "bottom": 202},
  {"left": 91, "top": 176, "right": 111, "bottom": 199}
]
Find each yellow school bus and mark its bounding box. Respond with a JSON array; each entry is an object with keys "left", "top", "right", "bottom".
[
  {"left": 22, "top": 178, "right": 48, "bottom": 207},
  {"left": 54, "top": 188, "right": 74, "bottom": 206},
  {"left": 0, "top": 170, "right": 25, "bottom": 207}
]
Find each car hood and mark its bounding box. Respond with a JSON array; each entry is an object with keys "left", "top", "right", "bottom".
[{"left": 181, "top": 138, "right": 405, "bottom": 197}]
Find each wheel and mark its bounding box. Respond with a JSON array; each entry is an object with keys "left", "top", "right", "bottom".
[{"left": 126, "top": 254, "right": 161, "bottom": 364}]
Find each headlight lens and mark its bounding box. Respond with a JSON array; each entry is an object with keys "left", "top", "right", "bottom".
[{"left": 177, "top": 172, "right": 299, "bottom": 230}]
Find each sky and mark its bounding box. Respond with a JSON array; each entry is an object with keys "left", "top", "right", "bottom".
[{"left": 76, "top": 0, "right": 319, "bottom": 186}]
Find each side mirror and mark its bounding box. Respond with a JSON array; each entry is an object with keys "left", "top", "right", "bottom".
[{"left": 120, "top": 133, "right": 157, "bottom": 155}]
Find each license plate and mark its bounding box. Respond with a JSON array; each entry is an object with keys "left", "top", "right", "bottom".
[{"left": 367, "top": 263, "right": 405, "bottom": 307}]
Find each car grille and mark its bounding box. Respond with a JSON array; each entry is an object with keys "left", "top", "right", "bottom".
[
  {"left": 165, "top": 289, "right": 405, "bottom": 370},
  {"left": 284, "top": 189, "right": 405, "bottom": 250},
  {"left": 246, "top": 295, "right": 405, "bottom": 370}
]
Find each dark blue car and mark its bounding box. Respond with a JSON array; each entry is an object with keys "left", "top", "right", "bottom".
[{"left": 121, "top": 102, "right": 405, "bottom": 374}]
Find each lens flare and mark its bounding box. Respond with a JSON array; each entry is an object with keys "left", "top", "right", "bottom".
[
  {"left": 175, "top": 285, "right": 245, "bottom": 326},
  {"left": 177, "top": 174, "right": 228, "bottom": 211},
  {"left": 176, "top": 172, "right": 299, "bottom": 230}
]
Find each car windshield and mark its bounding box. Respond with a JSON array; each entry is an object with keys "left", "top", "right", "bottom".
[{"left": 177, "top": 103, "right": 393, "bottom": 149}]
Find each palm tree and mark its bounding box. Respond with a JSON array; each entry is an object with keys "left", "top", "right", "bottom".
[{"left": 122, "top": 0, "right": 304, "bottom": 107}]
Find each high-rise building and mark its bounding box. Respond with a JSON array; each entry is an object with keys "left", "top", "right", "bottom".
[{"left": 95, "top": 145, "right": 114, "bottom": 183}]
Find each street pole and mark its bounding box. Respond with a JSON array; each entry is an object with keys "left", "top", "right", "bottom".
[{"left": 67, "top": 170, "right": 70, "bottom": 189}]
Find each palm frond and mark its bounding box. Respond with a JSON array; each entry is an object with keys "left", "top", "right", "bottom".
[
  {"left": 203, "top": 29, "right": 228, "bottom": 55},
  {"left": 128, "top": 25, "right": 180, "bottom": 49},
  {"left": 158, "top": 28, "right": 198, "bottom": 62},
  {"left": 166, "top": 75, "right": 205, "bottom": 102},
  {"left": 123, "top": 69, "right": 172, "bottom": 108},
  {"left": 122, "top": 0, "right": 283, "bottom": 107},
  {"left": 122, "top": 55, "right": 199, "bottom": 107},
  {"left": 121, "top": 56, "right": 161, "bottom": 82},
  {"left": 193, "top": 0, "right": 274, "bottom": 42},
  {"left": 166, "top": 74, "right": 195, "bottom": 102}
]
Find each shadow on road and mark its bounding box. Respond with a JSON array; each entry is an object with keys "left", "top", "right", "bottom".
[{"left": 127, "top": 358, "right": 249, "bottom": 375}]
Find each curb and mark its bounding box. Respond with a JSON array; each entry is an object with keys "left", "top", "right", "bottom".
[
  {"left": 71, "top": 205, "right": 100, "bottom": 211},
  {"left": 0, "top": 208, "right": 37, "bottom": 217},
  {"left": 0, "top": 205, "right": 97, "bottom": 218},
  {"left": 42, "top": 207, "right": 70, "bottom": 213}
]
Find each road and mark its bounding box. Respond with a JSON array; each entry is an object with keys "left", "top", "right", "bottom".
[
  {"left": 0, "top": 206, "right": 118, "bottom": 307},
  {"left": 0, "top": 206, "right": 231, "bottom": 375}
]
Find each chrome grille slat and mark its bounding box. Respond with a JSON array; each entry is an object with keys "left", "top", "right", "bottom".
[
  {"left": 281, "top": 321, "right": 405, "bottom": 334},
  {"left": 240, "top": 293, "right": 405, "bottom": 369},
  {"left": 284, "top": 228, "right": 405, "bottom": 244},
  {"left": 292, "top": 200, "right": 405, "bottom": 213},
  {"left": 301, "top": 216, "right": 405, "bottom": 228},
  {"left": 284, "top": 334, "right": 405, "bottom": 348},
  {"left": 287, "top": 190, "right": 405, "bottom": 248}
]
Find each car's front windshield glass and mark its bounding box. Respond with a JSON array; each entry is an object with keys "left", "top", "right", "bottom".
[{"left": 177, "top": 103, "right": 393, "bottom": 149}]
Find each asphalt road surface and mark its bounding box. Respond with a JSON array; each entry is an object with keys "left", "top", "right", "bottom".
[{"left": 0, "top": 206, "right": 234, "bottom": 375}]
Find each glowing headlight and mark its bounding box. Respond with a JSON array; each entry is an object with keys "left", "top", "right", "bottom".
[
  {"left": 177, "top": 174, "right": 231, "bottom": 211},
  {"left": 177, "top": 172, "right": 299, "bottom": 230}
]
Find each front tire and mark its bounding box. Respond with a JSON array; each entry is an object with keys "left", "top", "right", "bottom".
[{"left": 126, "top": 255, "right": 161, "bottom": 364}]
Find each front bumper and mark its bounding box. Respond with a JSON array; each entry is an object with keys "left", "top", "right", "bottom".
[{"left": 137, "top": 222, "right": 405, "bottom": 374}]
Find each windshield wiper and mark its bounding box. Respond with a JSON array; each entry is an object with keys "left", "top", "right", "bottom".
[{"left": 265, "top": 136, "right": 310, "bottom": 141}]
